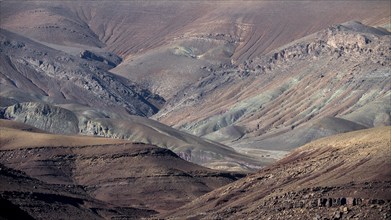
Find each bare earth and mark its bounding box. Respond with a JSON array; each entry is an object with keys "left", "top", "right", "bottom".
[
  {"left": 0, "top": 1, "right": 390, "bottom": 219},
  {"left": 0, "top": 120, "right": 244, "bottom": 218},
  {"left": 162, "top": 127, "right": 391, "bottom": 220}
]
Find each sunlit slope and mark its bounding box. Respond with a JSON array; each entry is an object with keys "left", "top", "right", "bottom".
[
  {"left": 163, "top": 127, "right": 391, "bottom": 220},
  {"left": 1, "top": 102, "right": 265, "bottom": 171},
  {"left": 155, "top": 22, "right": 390, "bottom": 158},
  {"left": 1, "top": 1, "right": 388, "bottom": 99}
]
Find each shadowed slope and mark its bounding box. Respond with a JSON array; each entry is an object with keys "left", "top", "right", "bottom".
[
  {"left": 0, "top": 120, "right": 245, "bottom": 216},
  {"left": 0, "top": 163, "right": 156, "bottom": 220},
  {"left": 163, "top": 127, "right": 391, "bottom": 220}
]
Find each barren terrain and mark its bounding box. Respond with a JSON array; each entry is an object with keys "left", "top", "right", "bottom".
[
  {"left": 0, "top": 1, "right": 390, "bottom": 219},
  {"left": 1, "top": 1, "right": 390, "bottom": 167},
  {"left": 0, "top": 29, "right": 263, "bottom": 171},
  {"left": 0, "top": 120, "right": 244, "bottom": 218},
  {"left": 1, "top": 1, "right": 389, "bottom": 99},
  {"left": 163, "top": 127, "right": 391, "bottom": 220},
  {"left": 155, "top": 21, "right": 391, "bottom": 161}
]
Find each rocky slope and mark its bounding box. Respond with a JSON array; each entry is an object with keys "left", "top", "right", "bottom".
[
  {"left": 162, "top": 127, "right": 391, "bottom": 220},
  {"left": 110, "top": 1, "right": 390, "bottom": 99},
  {"left": 1, "top": 1, "right": 388, "bottom": 99},
  {"left": 3, "top": 1, "right": 388, "bottom": 59},
  {"left": 1, "top": 102, "right": 79, "bottom": 135},
  {"left": 155, "top": 21, "right": 391, "bottom": 161},
  {"left": 0, "top": 102, "right": 264, "bottom": 171},
  {"left": 0, "top": 120, "right": 245, "bottom": 218},
  {"left": 1, "top": 1, "right": 389, "bottom": 169},
  {"left": 0, "top": 16, "right": 265, "bottom": 172},
  {"left": 0, "top": 163, "right": 155, "bottom": 220},
  {"left": 0, "top": 29, "right": 164, "bottom": 117}
]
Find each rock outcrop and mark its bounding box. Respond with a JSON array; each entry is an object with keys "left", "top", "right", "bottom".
[
  {"left": 1, "top": 102, "right": 79, "bottom": 134},
  {"left": 79, "top": 50, "right": 122, "bottom": 68}
]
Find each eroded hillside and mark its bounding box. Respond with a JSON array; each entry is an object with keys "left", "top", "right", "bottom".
[
  {"left": 1, "top": 1, "right": 390, "bottom": 169},
  {"left": 162, "top": 127, "right": 391, "bottom": 220},
  {"left": 0, "top": 28, "right": 266, "bottom": 171},
  {"left": 155, "top": 21, "right": 391, "bottom": 161},
  {"left": 0, "top": 120, "right": 244, "bottom": 218},
  {"left": 0, "top": 1, "right": 390, "bottom": 219},
  {"left": 0, "top": 29, "right": 163, "bottom": 117},
  {"left": 1, "top": 1, "right": 389, "bottom": 99}
]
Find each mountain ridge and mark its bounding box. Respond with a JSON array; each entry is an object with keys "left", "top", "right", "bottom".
[
  {"left": 162, "top": 126, "right": 391, "bottom": 220},
  {"left": 154, "top": 21, "right": 390, "bottom": 161},
  {"left": 0, "top": 1, "right": 390, "bottom": 219},
  {"left": 0, "top": 119, "right": 245, "bottom": 217}
]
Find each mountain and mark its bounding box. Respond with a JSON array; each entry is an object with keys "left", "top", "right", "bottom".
[
  {"left": 162, "top": 126, "right": 391, "bottom": 220},
  {"left": 1, "top": 1, "right": 389, "bottom": 99},
  {"left": 1, "top": 1, "right": 389, "bottom": 169},
  {"left": 0, "top": 28, "right": 265, "bottom": 171},
  {"left": 0, "top": 163, "right": 156, "bottom": 220},
  {"left": 0, "top": 101, "right": 264, "bottom": 171},
  {"left": 3, "top": 1, "right": 388, "bottom": 59},
  {"left": 0, "top": 1, "right": 390, "bottom": 219},
  {"left": 109, "top": 1, "right": 390, "bottom": 99},
  {"left": 155, "top": 21, "right": 391, "bottom": 162},
  {"left": 0, "top": 29, "right": 164, "bottom": 117},
  {"left": 0, "top": 119, "right": 245, "bottom": 218}
]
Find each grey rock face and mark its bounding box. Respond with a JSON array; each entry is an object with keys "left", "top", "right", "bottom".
[
  {"left": 0, "top": 29, "right": 164, "bottom": 117},
  {"left": 1, "top": 102, "right": 79, "bottom": 134},
  {"left": 79, "top": 50, "right": 122, "bottom": 68}
]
